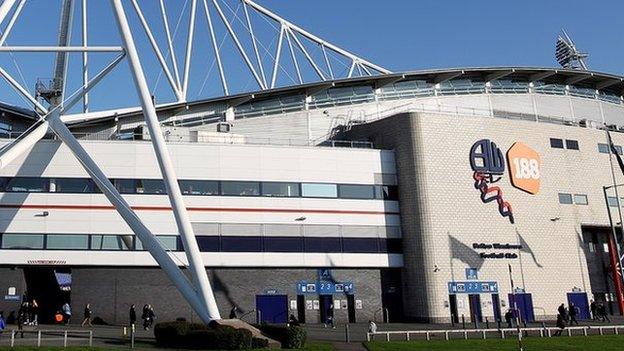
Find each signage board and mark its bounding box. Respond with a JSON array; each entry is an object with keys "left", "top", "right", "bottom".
[
  {"left": 465, "top": 268, "right": 478, "bottom": 280},
  {"left": 297, "top": 281, "right": 354, "bottom": 294},
  {"left": 448, "top": 281, "right": 499, "bottom": 294}
]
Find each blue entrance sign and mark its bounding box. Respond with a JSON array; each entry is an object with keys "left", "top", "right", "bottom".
[
  {"left": 448, "top": 281, "right": 498, "bottom": 294},
  {"left": 4, "top": 295, "right": 20, "bottom": 301},
  {"left": 297, "top": 281, "right": 354, "bottom": 294},
  {"left": 465, "top": 268, "right": 478, "bottom": 280},
  {"left": 318, "top": 269, "right": 333, "bottom": 281}
]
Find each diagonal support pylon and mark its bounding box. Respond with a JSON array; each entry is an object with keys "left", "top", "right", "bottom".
[{"left": 111, "top": 0, "right": 220, "bottom": 321}]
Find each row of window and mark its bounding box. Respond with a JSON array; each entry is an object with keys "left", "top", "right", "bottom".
[
  {"left": 0, "top": 234, "right": 402, "bottom": 254},
  {"left": 0, "top": 177, "right": 399, "bottom": 200},
  {"left": 597, "top": 143, "right": 624, "bottom": 155},
  {"left": 558, "top": 193, "right": 588, "bottom": 205},
  {"left": 550, "top": 138, "right": 579, "bottom": 150}
]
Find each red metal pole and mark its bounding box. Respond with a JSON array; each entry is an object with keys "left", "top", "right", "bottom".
[{"left": 607, "top": 234, "right": 624, "bottom": 315}]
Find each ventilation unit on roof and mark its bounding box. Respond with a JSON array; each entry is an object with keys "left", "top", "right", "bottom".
[{"left": 217, "top": 122, "right": 232, "bottom": 133}]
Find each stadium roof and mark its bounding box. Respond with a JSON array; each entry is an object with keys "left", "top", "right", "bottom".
[{"left": 2, "top": 66, "right": 624, "bottom": 126}]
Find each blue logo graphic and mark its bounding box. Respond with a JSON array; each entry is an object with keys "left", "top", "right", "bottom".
[{"left": 470, "top": 139, "right": 505, "bottom": 175}]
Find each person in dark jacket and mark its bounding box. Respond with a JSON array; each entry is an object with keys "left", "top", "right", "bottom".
[
  {"left": 590, "top": 300, "right": 597, "bottom": 321},
  {"left": 504, "top": 309, "right": 514, "bottom": 328},
  {"left": 568, "top": 303, "right": 578, "bottom": 325},
  {"left": 81, "top": 303, "right": 92, "bottom": 327},
  {"left": 141, "top": 304, "right": 150, "bottom": 330},
  {"left": 554, "top": 314, "right": 566, "bottom": 336},
  {"left": 129, "top": 305, "right": 137, "bottom": 326}
]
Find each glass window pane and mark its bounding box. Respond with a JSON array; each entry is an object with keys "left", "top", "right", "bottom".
[
  {"left": 608, "top": 196, "right": 619, "bottom": 207},
  {"left": 264, "top": 237, "right": 303, "bottom": 252},
  {"left": 301, "top": 183, "right": 337, "bottom": 198},
  {"left": 565, "top": 140, "right": 579, "bottom": 150},
  {"left": 138, "top": 179, "right": 166, "bottom": 194},
  {"left": 221, "top": 181, "right": 260, "bottom": 196},
  {"left": 574, "top": 194, "right": 588, "bottom": 205},
  {"left": 342, "top": 238, "right": 378, "bottom": 253},
  {"left": 196, "top": 236, "right": 220, "bottom": 252},
  {"left": 114, "top": 179, "right": 137, "bottom": 194},
  {"left": 5, "top": 177, "right": 48, "bottom": 192},
  {"left": 221, "top": 236, "right": 262, "bottom": 252},
  {"left": 304, "top": 237, "right": 341, "bottom": 252},
  {"left": 54, "top": 178, "right": 92, "bottom": 193},
  {"left": 262, "top": 182, "right": 300, "bottom": 197},
  {"left": 136, "top": 236, "right": 178, "bottom": 251},
  {"left": 90, "top": 235, "right": 132, "bottom": 250},
  {"left": 550, "top": 138, "right": 564, "bottom": 149},
  {"left": 179, "top": 180, "right": 219, "bottom": 196},
  {"left": 47, "top": 234, "right": 89, "bottom": 250},
  {"left": 1, "top": 234, "right": 44, "bottom": 249},
  {"left": 598, "top": 143, "right": 610, "bottom": 154},
  {"left": 558, "top": 193, "right": 573, "bottom": 204},
  {"left": 339, "top": 184, "right": 375, "bottom": 199}
]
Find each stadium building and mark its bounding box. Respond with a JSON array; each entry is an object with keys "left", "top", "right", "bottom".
[{"left": 0, "top": 0, "right": 624, "bottom": 325}]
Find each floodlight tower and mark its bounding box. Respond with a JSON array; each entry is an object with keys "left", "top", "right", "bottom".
[{"left": 555, "top": 29, "right": 588, "bottom": 70}]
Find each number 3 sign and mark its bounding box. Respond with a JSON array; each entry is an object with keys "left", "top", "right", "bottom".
[{"left": 507, "top": 142, "right": 541, "bottom": 194}]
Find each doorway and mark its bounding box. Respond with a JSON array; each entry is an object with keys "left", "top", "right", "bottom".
[
  {"left": 319, "top": 295, "right": 333, "bottom": 324},
  {"left": 449, "top": 294, "right": 459, "bottom": 323},
  {"left": 23, "top": 267, "right": 71, "bottom": 324},
  {"left": 468, "top": 294, "right": 482, "bottom": 323},
  {"left": 567, "top": 292, "right": 590, "bottom": 320},
  {"left": 346, "top": 294, "right": 356, "bottom": 323},
  {"left": 508, "top": 293, "right": 535, "bottom": 323},
  {"left": 296, "top": 295, "right": 306, "bottom": 324},
  {"left": 492, "top": 294, "right": 502, "bottom": 322},
  {"left": 256, "top": 294, "right": 288, "bottom": 323}
]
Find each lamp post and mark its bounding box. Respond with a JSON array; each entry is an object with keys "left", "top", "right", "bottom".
[{"left": 602, "top": 184, "right": 624, "bottom": 315}]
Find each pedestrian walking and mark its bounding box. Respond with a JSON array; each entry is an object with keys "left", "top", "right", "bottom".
[
  {"left": 229, "top": 306, "right": 238, "bottom": 319},
  {"left": 324, "top": 315, "right": 335, "bottom": 329},
  {"left": 590, "top": 300, "right": 597, "bottom": 321},
  {"left": 129, "top": 305, "right": 136, "bottom": 326},
  {"left": 288, "top": 314, "right": 299, "bottom": 326},
  {"left": 148, "top": 305, "right": 156, "bottom": 328},
  {"left": 598, "top": 303, "right": 610, "bottom": 322},
  {"left": 141, "top": 304, "right": 150, "bottom": 330},
  {"left": 62, "top": 302, "right": 72, "bottom": 325},
  {"left": 0, "top": 312, "right": 6, "bottom": 339},
  {"left": 557, "top": 303, "right": 566, "bottom": 321},
  {"left": 81, "top": 303, "right": 92, "bottom": 327},
  {"left": 31, "top": 300, "right": 39, "bottom": 326},
  {"left": 554, "top": 313, "right": 566, "bottom": 336},
  {"left": 568, "top": 303, "right": 579, "bottom": 326},
  {"left": 504, "top": 309, "right": 514, "bottom": 328},
  {"left": 368, "top": 320, "right": 377, "bottom": 333},
  {"left": 17, "top": 308, "right": 25, "bottom": 338}
]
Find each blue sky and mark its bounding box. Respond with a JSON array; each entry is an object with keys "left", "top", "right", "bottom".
[{"left": 0, "top": 0, "right": 622, "bottom": 113}]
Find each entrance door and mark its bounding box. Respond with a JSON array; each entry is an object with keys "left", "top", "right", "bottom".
[
  {"left": 508, "top": 293, "right": 535, "bottom": 323},
  {"left": 492, "top": 294, "right": 502, "bottom": 322},
  {"left": 567, "top": 292, "right": 590, "bottom": 320},
  {"left": 23, "top": 268, "right": 71, "bottom": 324},
  {"left": 296, "top": 295, "right": 306, "bottom": 324},
  {"left": 468, "top": 294, "right": 482, "bottom": 323},
  {"left": 449, "top": 294, "right": 459, "bottom": 323},
  {"left": 319, "top": 295, "right": 333, "bottom": 324},
  {"left": 346, "top": 294, "right": 356, "bottom": 323},
  {"left": 256, "top": 295, "right": 288, "bottom": 323}
]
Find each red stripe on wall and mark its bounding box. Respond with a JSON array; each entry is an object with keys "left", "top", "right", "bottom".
[{"left": 0, "top": 203, "right": 399, "bottom": 215}]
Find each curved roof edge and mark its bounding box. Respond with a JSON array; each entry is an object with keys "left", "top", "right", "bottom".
[{"left": 4, "top": 66, "right": 624, "bottom": 125}]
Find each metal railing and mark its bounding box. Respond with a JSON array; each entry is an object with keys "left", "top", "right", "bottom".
[
  {"left": 366, "top": 324, "right": 624, "bottom": 342},
  {"left": 9, "top": 329, "right": 93, "bottom": 348}
]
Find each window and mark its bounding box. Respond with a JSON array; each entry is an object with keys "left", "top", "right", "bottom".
[
  {"left": 565, "top": 139, "right": 579, "bottom": 150},
  {"left": 136, "top": 236, "right": 178, "bottom": 251},
  {"left": 263, "top": 237, "right": 303, "bottom": 252},
  {"left": 301, "top": 183, "right": 337, "bottom": 198},
  {"left": 374, "top": 185, "right": 399, "bottom": 200},
  {"left": 598, "top": 143, "right": 610, "bottom": 154},
  {"left": 342, "top": 238, "right": 379, "bottom": 253},
  {"left": 550, "top": 138, "right": 564, "bottom": 149},
  {"left": 380, "top": 238, "right": 403, "bottom": 254},
  {"left": 339, "top": 184, "right": 375, "bottom": 199},
  {"left": 573, "top": 194, "right": 588, "bottom": 205},
  {"left": 608, "top": 196, "right": 619, "bottom": 207},
  {"left": 616, "top": 145, "right": 624, "bottom": 155},
  {"left": 558, "top": 193, "right": 573, "bottom": 204},
  {"left": 221, "top": 236, "right": 262, "bottom": 252},
  {"left": 137, "top": 179, "right": 166, "bottom": 194},
  {"left": 90, "top": 235, "right": 132, "bottom": 250},
  {"left": 179, "top": 180, "right": 218, "bottom": 196},
  {"left": 221, "top": 181, "right": 260, "bottom": 196},
  {"left": 53, "top": 178, "right": 92, "bottom": 193},
  {"left": 3, "top": 177, "right": 48, "bottom": 192},
  {"left": 47, "top": 234, "right": 89, "bottom": 250},
  {"left": 113, "top": 179, "right": 137, "bottom": 194},
  {"left": 1, "top": 234, "right": 44, "bottom": 249},
  {"left": 196, "top": 236, "right": 220, "bottom": 252},
  {"left": 304, "top": 237, "right": 341, "bottom": 252},
  {"left": 262, "top": 182, "right": 300, "bottom": 197}
]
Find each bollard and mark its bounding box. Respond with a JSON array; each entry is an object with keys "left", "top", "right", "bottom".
[
  {"left": 11, "top": 330, "right": 15, "bottom": 347},
  {"left": 461, "top": 314, "right": 466, "bottom": 329},
  {"left": 486, "top": 317, "right": 489, "bottom": 329},
  {"left": 131, "top": 324, "right": 136, "bottom": 349},
  {"left": 345, "top": 324, "right": 350, "bottom": 343},
  {"left": 37, "top": 330, "right": 41, "bottom": 347},
  {"left": 64, "top": 331, "right": 68, "bottom": 348}
]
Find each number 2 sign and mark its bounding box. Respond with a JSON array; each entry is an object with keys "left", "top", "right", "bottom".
[{"left": 507, "top": 142, "right": 541, "bottom": 195}]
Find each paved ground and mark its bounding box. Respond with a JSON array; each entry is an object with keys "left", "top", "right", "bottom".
[{"left": 1, "top": 317, "right": 623, "bottom": 350}]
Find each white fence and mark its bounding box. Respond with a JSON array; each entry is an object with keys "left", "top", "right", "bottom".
[
  {"left": 9, "top": 329, "right": 93, "bottom": 348},
  {"left": 367, "top": 325, "right": 624, "bottom": 342}
]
